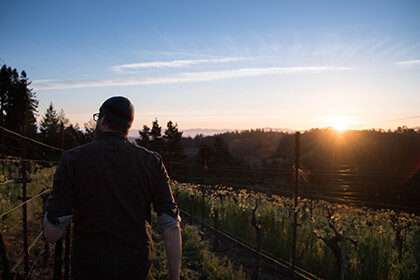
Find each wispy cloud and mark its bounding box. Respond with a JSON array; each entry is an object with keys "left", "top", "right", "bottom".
[
  {"left": 32, "top": 78, "right": 57, "bottom": 84},
  {"left": 34, "top": 66, "right": 351, "bottom": 90},
  {"left": 111, "top": 57, "right": 246, "bottom": 72},
  {"left": 395, "top": 59, "right": 420, "bottom": 66}
]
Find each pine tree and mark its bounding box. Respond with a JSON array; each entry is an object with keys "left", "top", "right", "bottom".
[
  {"left": 0, "top": 65, "right": 38, "bottom": 156},
  {"left": 163, "top": 120, "right": 185, "bottom": 163},
  {"left": 149, "top": 118, "right": 164, "bottom": 154},
  {"left": 0, "top": 66, "right": 38, "bottom": 136},
  {"left": 39, "top": 103, "right": 61, "bottom": 146},
  {"left": 136, "top": 125, "right": 151, "bottom": 149},
  {"left": 212, "top": 135, "right": 231, "bottom": 164}
]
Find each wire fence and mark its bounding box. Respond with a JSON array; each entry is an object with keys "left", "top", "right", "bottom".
[
  {"left": 1, "top": 126, "right": 419, "bottom": 279},
  {"left": 173, "top": 180, "right": 419, "bottom": 280},
  {"left": 0, "top": 126, "right": 66, "bottom": 280}
]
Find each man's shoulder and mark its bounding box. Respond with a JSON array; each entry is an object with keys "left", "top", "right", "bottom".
[
  {"left": 62, "top": 140, "right": 162, "bottom": 163},
  {"left": 64, "top": 140, "right": 97, "bottom": 154},
  {"left": 129, "top": 143, "right": 162, "bottom": 161}
]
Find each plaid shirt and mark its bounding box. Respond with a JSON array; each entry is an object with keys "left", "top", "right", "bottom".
[{"left": 47, "top": 131, "right": 178, "bottom": 279}]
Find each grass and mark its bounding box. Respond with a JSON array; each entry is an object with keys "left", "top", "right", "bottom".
[{"left": 151, "top": 224, "right": 247, "bottom": 280}]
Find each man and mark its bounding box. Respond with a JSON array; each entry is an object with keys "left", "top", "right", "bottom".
[{"left": 43, "top": 96, "right": 181, "bottom": 280}]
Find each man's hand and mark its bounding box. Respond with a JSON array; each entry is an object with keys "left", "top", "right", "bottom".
[
  {"left": 43, "top": 219, "right": 65, "bottom": 242},
  {"left": 163, "top": 223, "right": 182, "bottom": 280}
]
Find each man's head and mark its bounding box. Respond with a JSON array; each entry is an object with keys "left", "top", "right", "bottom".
[{"left": 95, "top": 96, "right": 134, "bottom": 136}]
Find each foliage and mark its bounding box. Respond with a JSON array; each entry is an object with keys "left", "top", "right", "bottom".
[
  {"left": 173, "top": 182, "right": 420, "bottom": 280},
  {"left": 0, "top": 65, "right": 39, "bottom": 157},
  {"left": 38, "top": 103, "right": 95, "bottom": 158},
  {"left": 0, "top": 65, "right": 38, "bottom": 136},
  {"left": 0, "top": 160, "right": 55, "bottom": 231},
  {"left": 136, "top": 119, "right": 186, "bottom": 166},
  {"left": 1, "top": 66, "right": 94, "bottom": 160},
  {"left": 163, "top": 120, "right": 185, "bottom": 164},
  {"left": 39, "top": 102, "right": 62, "bottom": 146},
  {"left": 151, "top": 224, "right": 247, "bottom": 280}
]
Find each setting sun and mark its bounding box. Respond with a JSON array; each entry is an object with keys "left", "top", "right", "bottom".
[{"left": 328, "top": 116, "right": 350, "bottom": 131}]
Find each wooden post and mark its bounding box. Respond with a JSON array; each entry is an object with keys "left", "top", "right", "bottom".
[
  {"left": 21, "top": 94, "right": 30, "bottom": 278},
  {"left": 0, "top": 232, "right": 11, "bottom": 280},
  {"left": 252, "top": 204, "right": 262, "bottom": 280},
  {"left": 64, "top": 224, "right": 71, "bottom": 280},
  {"left": 21, "top": 158, "right": 29, "bottom": 278},
  {"left": 214, "top": 209, "right": 219, "bottom": 251},
  {"left": 53, "top": 239, "right": 63, "bottom": 280},
  {"left": 340, "top": 231, "right": 346, "bottom": 280},
  {"left": 291, "top": 131, "right": 300, "bottom": 279},
  {"left": 201, "top": 186, "right": 205, "bottom": 232},
  {"left": 189, "top": 195, "right": 194, "bottom": 225}
]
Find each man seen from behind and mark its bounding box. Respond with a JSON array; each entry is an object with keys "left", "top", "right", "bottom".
[{"left": 43, "top": 96, "right": 182, "bottom": 280}]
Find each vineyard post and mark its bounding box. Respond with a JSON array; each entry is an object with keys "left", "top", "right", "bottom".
[
  {"left": 291, "top": 131, "right": 300, "bottom": 280},
  {"left": 64, "top": 224, "right": 71, "bottom": 280},
  {"left": 41, "top": 191, "right": 51, "bottom": 267},
  {"left": 22, "top": 160, "right": 30, "bottom": 278},
  {"left": 340, "top": 231, "right": 346, "bottom": 280},
  {"left": 59, "top": 129, "right": 72, "bottom": 280},
  {"left": 248, "top": 164, "right": 251, "bottom": 186},
  {"left": 201, "top": 185, "right": 205, "bottom": 232},
  {"left": 19, "top": 123, "right": 30, "bottom": 279},
  {"left": 53, "top": 240, "right": 63, "bottom": 280},
  {"left": 20, "top": 83, "right": 31, "bottom": 278},
  {"left": 202, "top": 147, "right": 208, "bottom": 232},
  {"left": 214, "top": 209, "right": 219, "bottom": 251},
  {"left": 252, "top": 204, "right": 262, "bottom": 280},
  {"left": 189, "top": 195, "right": 194, "bottom": 225},
  {"left": 0, "top": 232, "right": 11, "bottom": 280}
]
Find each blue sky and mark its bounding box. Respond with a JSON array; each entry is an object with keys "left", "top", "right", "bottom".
[{"left": 1, "top": 0, "right": 419, "bottom": 132}]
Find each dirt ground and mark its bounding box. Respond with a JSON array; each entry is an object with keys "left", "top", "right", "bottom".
[{"left": 2, "top": 211, "right": 58, "bottom": 280}]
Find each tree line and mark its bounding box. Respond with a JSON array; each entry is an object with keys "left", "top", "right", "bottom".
[
  {"left": 1, "top": 65, "right": 419, "bottom": 190},
  {"left": 0, "top": 65, "right": 188, "bottom": 165},
  {"left": 0, "top": 65, "right": 96, "bottom": 160}
]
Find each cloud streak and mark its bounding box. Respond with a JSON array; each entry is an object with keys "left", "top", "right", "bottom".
[
  {"left": 34, "top": 66, "right": 351, "bottom": 90},
  {"left": 395, "top": 59, "right": 420, "bottom": 66},
  {"left": 111, "top": 57, "right": 246, "bottom": 72}
]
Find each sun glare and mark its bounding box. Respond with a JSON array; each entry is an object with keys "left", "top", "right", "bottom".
[{"left": 328, "top": 116, "right": 350, "bottom": 131}]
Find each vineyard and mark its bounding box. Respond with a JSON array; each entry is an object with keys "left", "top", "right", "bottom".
[
  {"left": 0, "top": 158, "right": 247, "bottom": 280},
  {"left": 1, "top": 128, "right": 419, "bottom": 279},
  {"left": 173, "top": 182, "right": 420, "bottom": 280}
]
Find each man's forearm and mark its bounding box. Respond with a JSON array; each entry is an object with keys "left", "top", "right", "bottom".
[
  {"left": 43, "top": 219, "right": 65, "bottom": 242},
  {"left": 163, "top": 223, "right": 182, "bottom": 280}
]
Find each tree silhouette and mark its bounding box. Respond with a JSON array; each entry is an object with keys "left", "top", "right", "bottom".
[
  {"left": 149, "top": 118, "right": 164, "bottom": 155},
  {"left": 136, "top": 125, "right": 151, "bottom": 149},
  {"left": 39, "top": 103, "right": 61, "bottom": 146},
  {"left": 163, "top": 120, "right": 185, "bottom": 163},
  {"left": 0, "top": 65, "right": 38, "bottom": 136}
]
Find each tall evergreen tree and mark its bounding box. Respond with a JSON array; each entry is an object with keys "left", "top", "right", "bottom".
[
  {"left": 136, "top": 125, "right": 151, "bottom": 149},
  {"left": 149, "top": 118, "right": 164, "bottom": 154},
  {"left": 0, "top": 65, "right": 38, "bottom": 135},
  {"left": 0, "top": 65, "right": 38, "bottom": 156},
  {"left": 163, "top": 121, "right": 185, "bottom": 163},
  {"left": 39, "top": 103, "right": 61, "bottom": 146},
  {"left": 212, "top": 135, "right": 232, "bottom": 164}
]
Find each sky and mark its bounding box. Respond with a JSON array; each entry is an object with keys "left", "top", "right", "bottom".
[{"left": 1, "top": 0, "right": 420, "bottom": 132}]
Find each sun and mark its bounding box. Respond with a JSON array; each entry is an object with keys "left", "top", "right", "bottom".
[{"left": 328, "top": 116, "right": 350, "bottom": 131}]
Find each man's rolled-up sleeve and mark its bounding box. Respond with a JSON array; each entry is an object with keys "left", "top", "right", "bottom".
[
  {"left": 152, "top": 154, "right": 179, "bottom": 220},
  {"left": 46, "top": 152, "right": 74, "bottom": 224}
]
